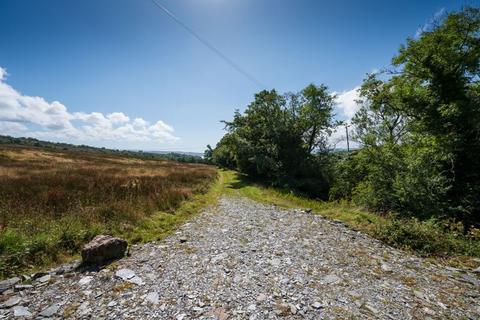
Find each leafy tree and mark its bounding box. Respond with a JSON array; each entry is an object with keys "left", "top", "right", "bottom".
[
  {"left": 213, "top": 85, "right": 335, "bottom": 196},
  {"left": 352, "top": 74, "right": 409, "bottom": 146},
  {"left": 203, "top": 145, "right": 214, "bottom": 164},
  {"left": 332, "top": 7, "right": 480, "bottom": 227},
  {"left": 297, "top": 84, "right": 336, "bottom": 152},
  {"left": 391, "top": 7, "right": 480, "bottom": 225}
]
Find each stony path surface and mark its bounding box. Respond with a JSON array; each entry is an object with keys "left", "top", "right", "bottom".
[{"left": 1, "top": 197, "right": 479, "bottom": 319}]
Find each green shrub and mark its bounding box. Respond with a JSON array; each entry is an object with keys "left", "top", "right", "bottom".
[
  {"left": 373, "top": 217, "right": 480, "bottom": 257},
  {"left": 0, "top": 229, "right": 26, "bottom": 255}
]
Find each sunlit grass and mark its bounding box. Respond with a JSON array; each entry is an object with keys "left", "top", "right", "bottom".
[{"left": 0, "top": 145, "right": 218, "bottom": 277}]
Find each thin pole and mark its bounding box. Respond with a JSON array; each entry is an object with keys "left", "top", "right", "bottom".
[{"left": 345, "top": 124, "right": 350, "bottom": 152}]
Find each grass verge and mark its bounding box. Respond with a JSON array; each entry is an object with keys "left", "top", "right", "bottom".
[
  {"left": 126, "top": 168, "right": 225, "bottom": 243},
  {"left": 220, "top": 170, "right": 480, "bottom": 266}
]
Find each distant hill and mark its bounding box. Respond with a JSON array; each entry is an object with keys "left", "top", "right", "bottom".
[
  {"left": 149, "top": 150, "right": 204, "bottom": 157},
  {"left": 0, "top": 135, "right": 207, "bottom": 164}
]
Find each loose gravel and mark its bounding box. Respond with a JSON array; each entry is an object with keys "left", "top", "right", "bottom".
[{"left": 1, "top": 197, "right": 479, "bottom": 319}]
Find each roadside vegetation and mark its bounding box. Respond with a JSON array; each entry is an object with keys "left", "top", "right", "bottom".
[
  {"left": 206, "top": 8, "right": 480, "bottom": 260},
  {"left": 221, "top": 170, "right": 480, "bottom": 266},
  {"left": 0, "top": 145, "right": 217, "bottom": 277}
]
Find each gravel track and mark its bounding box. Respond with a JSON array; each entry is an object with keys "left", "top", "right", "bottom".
[{"left": 1, "top": 197, "right": 479, "bottom": 319}]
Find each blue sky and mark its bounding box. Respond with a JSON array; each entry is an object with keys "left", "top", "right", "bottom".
[{"left": 0, "top": 0, "right": 468, "bottom": 151}]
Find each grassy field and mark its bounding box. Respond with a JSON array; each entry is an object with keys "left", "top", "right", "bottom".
[
  {"left": 1, "top": 149, "right": 478, "bottom": 278},
  {"left": 0, "top": 145, "right": 218, "bottom": 277},
  {"left": 220, "top": 170, "right": 480, "bottom": 267}
]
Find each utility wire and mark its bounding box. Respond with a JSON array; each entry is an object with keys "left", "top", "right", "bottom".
[{"left": 149, "top": 0, "right": 266, "bottom": 89}]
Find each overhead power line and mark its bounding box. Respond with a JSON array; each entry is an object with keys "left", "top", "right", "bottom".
[{"left": 149, "top": 0, "right": 266, "bottom": 89}]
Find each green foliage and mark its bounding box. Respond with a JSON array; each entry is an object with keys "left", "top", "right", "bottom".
[
  {"left": 211, "top": 85, "right": 336, "bottom": 197},
  {"left": 373, "top": 217, "right": 480, "bottom": 257},
  {"left": 208, "top": 7, "right": 480, "bottom": 261},
  {"left": 332, "top": 7, "right": 480, "bottom": 227},
  {"left": 331, "top": 137, "right": 452, "bottom": 218},
  {"left": 390, "top": 7, "right": 480, "bottom": 225}
]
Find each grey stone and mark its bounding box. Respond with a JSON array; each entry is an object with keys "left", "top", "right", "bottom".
[
  {"left": 107, "top": 301, "right": 117, "bottom": 308},
  {"left": 81, "top": 235, "right": 128, "bottom": 265},
  {"left": 39, "top": 303, "right": 60, "bottom": 317},
  {"left": 78, "top": 276, "right": 94, "bottom": 286},
  {"left": 270, "top": 258, "right": 281, "bottom": 267},
  {"left": 4, "top": 296, "right": 21, "bottom": 308},
  {"left": 115, "top": 268, "right": 136, "bottom": 280},
  {"left": 461, "top": 274, "right": 480, "bottom": 286},
  {"left": 14, "top": 285, "right": 33, "bottom": 291},
  {"left": 211, "top": 253, "right": 228, "bottom": 263},
  {"left": 77, "top": 302, "right": 91, "bottom": 316},
  {"left": 13, "top": 306, "right": 32, "bottom": 317},
  {"left": 127, "top": 275, "right": 143, "bottom": 285},
  {"left": 37, "top": 274, "right": 51, "bottom": 283},
  {"left": 0, "top": 277, "right": 21, "bottom": 293},
  {"left": 381, "top": 263, "right": 393, "bottom": 272},
  {"left": 363, "top": 304, "right": 379, "bottom": 314},
  {"left": 145, "top": 292, "right": 159, "bottom": 304},
  {"left": 256, "top": 293, "right": 267, "bottom": 302},
  {"left": 322, "top": 274, "right": 341, "bottom": 284}
]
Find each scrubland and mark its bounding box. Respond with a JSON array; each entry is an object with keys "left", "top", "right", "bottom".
[{"left": 0, "top": 145, "right": 217, "bottom": 277}]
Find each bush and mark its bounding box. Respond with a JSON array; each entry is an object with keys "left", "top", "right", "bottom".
[
  {"left": 330, "top": 137, "right": 452, "bottom": 219},
  {"left": 373, "top": 217, "right": 480, "bottom": 257}
]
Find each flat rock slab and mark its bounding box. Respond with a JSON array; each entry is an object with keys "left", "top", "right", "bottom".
[
  {"left": 1, "top": 197, "right": 479, "bottom": 319},
  {"left": 39, "top": 303, "right": 60, "bottom": 317}
]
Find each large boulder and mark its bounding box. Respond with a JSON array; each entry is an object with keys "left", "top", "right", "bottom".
[{"left": 81, "top": 235, "right": 128, "bottom": 265}]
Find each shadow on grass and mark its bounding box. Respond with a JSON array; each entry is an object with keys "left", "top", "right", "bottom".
[{"left": 224, "top": 172, "right": 269, "bottom": 190}]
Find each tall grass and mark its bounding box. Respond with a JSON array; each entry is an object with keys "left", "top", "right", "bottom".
[{"left": 0, "top": 146, "right": 217, "bottom": 277}]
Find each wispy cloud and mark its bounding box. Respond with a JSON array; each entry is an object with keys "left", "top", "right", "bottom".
[
  {"left": 0, "top": 66, "right": 179, "bottom": 144},
  {"left": 415, "top": 7, "right": 446, "bottom": 38}
]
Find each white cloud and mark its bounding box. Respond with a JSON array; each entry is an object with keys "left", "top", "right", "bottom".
[
  {"left": 415, "top": 7, "right": 446, "bottom": 38},
  {"left": 0, "top": 67, "right": 179, "bottom": 145},
  {"left": 0, "top": 121, "right": 27, "bottom": 134},
  {"left": 328, "top": 86, "right": 362, "bottom": 150},
  {"left": 107, "top": 112, "right": 130, "bottom": 124},
  {"left": 334, "top": 86, "right": 360, "bottom": 120},
  {"left": 329, "top": 125, "right": 359, "bottom": 150}
]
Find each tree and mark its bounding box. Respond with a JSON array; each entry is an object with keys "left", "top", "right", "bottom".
[
  {"left": 297, "top": 84, "right": 336, "bottom": 153},
  {"left": 353, "top": 74, "right": 409, "bottom": 146},
  {"left": 333, "top": 7, "right": 480, "bottom": 226},
  {"left": 213, "top": 85, "right": 336, "bottom": 196},
  {"left": 203, "top": 145, "right": 214, "bottom": 164},
  {"left": 391, "top": 7, "right": 480, "bottom": 226}
]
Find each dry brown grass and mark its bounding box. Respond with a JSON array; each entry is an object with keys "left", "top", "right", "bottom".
[{"left": 0, "top": 145, "right": 217, "bottom": 277}]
